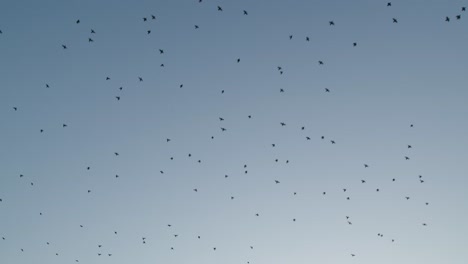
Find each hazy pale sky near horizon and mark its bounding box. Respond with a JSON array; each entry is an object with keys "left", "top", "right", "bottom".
[{"left": 1, "top": 0, "right": 468, "bottom": 263}]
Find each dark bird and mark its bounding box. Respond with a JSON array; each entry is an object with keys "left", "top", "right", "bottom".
[
  {"left": 217, "top": 6, "right": 223, "bottom": 11},
  {"left": 387, "top": 2, "right": 391, "bottom": 6},
  {"left": 393, "top": 18, "right": 398, "bottom": 23},
  {"left": 151, "top": 15, "right": 156, "bottom": 20},
  {"left": 456, "top": 15, "right": 461, "bottom": 20},
  {"left": 280, "top": 89, "right": 284, "bottom": 92},
  {"left": 329, "top": 21, "right": 335, "bottom": 25},
  {"left": 62, "top": 124, "right": 67, "bottom": 127},
  {"left": 139, "top": 77, "right": 143, "bottom": 81},
  {"left": 280, "top": 122, "right": 286, "bottom": 126},
  {"left": 143, "top": 17, "right": 147, "bottom": 22},
  {"left": 318, "top": 61, "right": 324, "bottom": 65},
  {"left": 325, "top": 88, "right": 330, "bottom": 92},
  {"left": 364, "top": 164, "right": 369, "bottom": 168},
  {"left": 221, "top": 127, "right": 226, "bottom": 131},
  {"left": 147, "top": 30, "right": 151, "bottom": 34},
  {"left": 353, "top": 42, "right": 357, "bottom": 46},
  {"left": 62, "top": 44, "right": 67, "bottom": 49},
  {"left": 237, "top": 58, "right": 240, "bottom": 63},
  {"left": 106, "top": 77, "right": 110, "bottom": 80},
  {"left": 306, "top": 37, "right": 310, "bottom": 41},
  {"left": 195, "top": 25, "right": 199, "bottom": 29},
  {"left": 88, "top": 38, "right": 93, "bottom": 42},
  {"left": 243, "top": 10, "right": 248, "bottom": 15},
  {"left": 445, "top": 16, "right": 450, "bottom": 22},
  {"left": 46, "top": 84, "right": 50, "bottom": 88},
  {"left": 114, "top": 152, "right": 119, "bottom": 156},
  {"left": 289, "top": 35, "right": 293, "bottom": 40},
  {"left": 330, "top": 140, "right": 336, "bottom": 144},
  {"left": 462, "top": 7, "right": 466, "bottom": 11},
  {"left": 275, "top": 180, "right": 280, "bottom": 184},
  {"left": 159, "top": 49, "right": 164, "bottom": 54},
  {"left": 76, "top": 19, "right": 80, "bottom": 24},
  {"left": 115, "top": 96, "right": 120, "bottom": 101},
  {"left": 13, "top": 107, "right": 17, "bottom": 111},
  {"left": 91, "top": 29, "right": 95, "bottom": 34},
  {"left": 408, "top": 145, "right": 412, "bottom": 148},
  {"left": 405, "top": 156, "right": 410, "bottom": 160}
]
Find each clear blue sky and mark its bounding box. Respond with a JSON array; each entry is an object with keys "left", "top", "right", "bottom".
[{"left": 1, "top": 0, "right": 468, "bottom": 263}]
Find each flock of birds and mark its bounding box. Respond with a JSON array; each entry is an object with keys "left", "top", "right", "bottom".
[{"left": 1, "top": 1, "right": 466, "bottom": 264}]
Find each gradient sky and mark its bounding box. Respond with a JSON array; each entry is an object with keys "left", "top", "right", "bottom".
[{"left": 1, "top": 0, "right": 468, "bottom": 263}]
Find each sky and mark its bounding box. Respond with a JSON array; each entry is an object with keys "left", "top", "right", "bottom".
[{"left": 1, "top": 0, "right": 468, "bottom": 263}]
